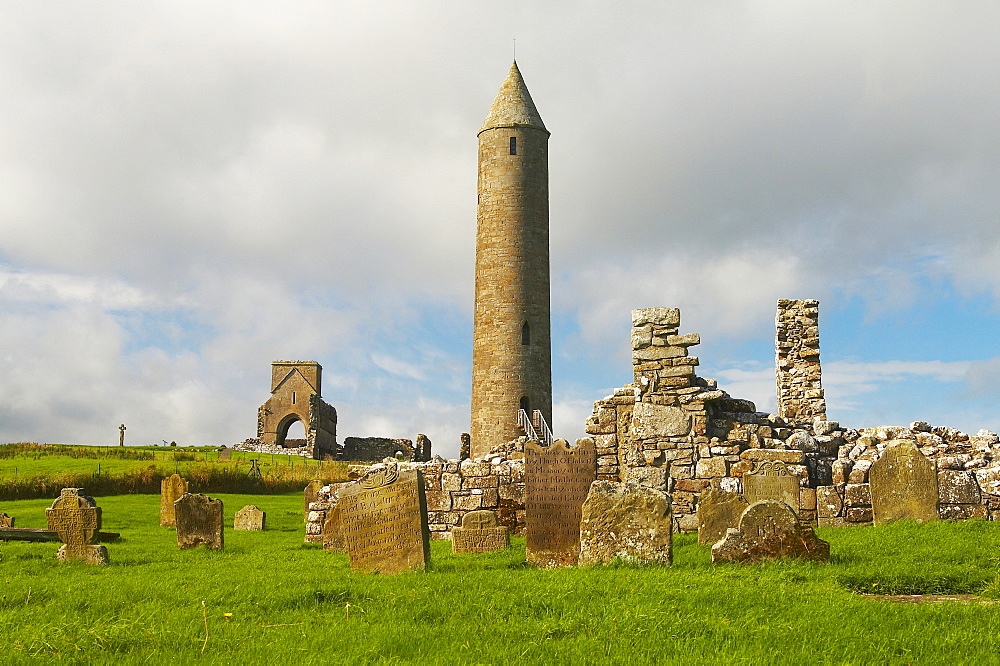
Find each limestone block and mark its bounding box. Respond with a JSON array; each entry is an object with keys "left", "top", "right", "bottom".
[
  {"left": 621, "top": 466, "right": 670, "bottom": 491},
  {"left": 939, "top": 504, "right": 988, "bottom": 521},
  {"left": 695, "top": 456, "right": 729, "bottom": 478},
  {"left": 786, "top": 431, "right": 818, "bottom": 452},
  {"left": 739, "top": 449, "right": 805, "bottom": 464},
  {"left": 632, "top": 308, "right": 680, "bottom": 327},
  {"left": 844, "top": 507, "right": 873, "bottom": 523},
  {"left": 667, "top": 333, "right": 700, "bottom": 347},
  {"left": 452, "top": 493, "right": 483, "bottom": 511},
  {"left": 816, "top": 486, "right": 842, "bottom": 518},
  {"left": 847, "top": 459, "right": 872, "bottom": 484},
  {"left": 460, "top": 460, "right": 492, "bottom": 477},
  {"left": 800, "top": 487, "right": 817, "bottom": 511},
  {"left": 844, "top": 484, "right": 871, "bottom": 507},
  {"left": 631, "top": 325, "right": 653, "bottom": 350},
  {"left": 632, "top": 402, "right": 692, "bottom": 439},
  {"left": 424, "top": 490, "right": 451, "bottom": 512},
  {"left": 937, "top": 470, "right": 981, "bottom": 505},
  {"left": 441, "top": 473, "right": 462, "bottom": 491}
]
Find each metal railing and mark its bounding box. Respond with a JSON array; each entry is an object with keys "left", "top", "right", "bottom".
[
  {"left": 517, "top": 409, "right": 538, "bottom": 440},
  {"left": 533, "top": 410, "right": 554, "bottom": 446}
]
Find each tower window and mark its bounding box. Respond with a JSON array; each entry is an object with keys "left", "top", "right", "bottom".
[
  {"left": 509, "top": 136, "right": 517, "bottom": 155},
  {"left": 521, "top": 321, "right": 530, "bottom": 345},
  {"left": 292, "top": 391, "right": 296, "bottom": 405}
]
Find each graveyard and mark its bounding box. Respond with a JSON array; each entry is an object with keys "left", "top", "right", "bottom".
[{"left": 0, "top": 447, "right": 998, "bottom": 663}]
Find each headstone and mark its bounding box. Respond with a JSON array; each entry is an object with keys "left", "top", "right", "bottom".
[
  {"left": 711, "top": 500, "right": 830, "bottom": 564},
  {"left": 697, "top": 488, "right": 749, "bottom": 544},
  {"left": 0, "top": 513, "right": 14, "bottom": 528},
  {"left": 44, "top": 488, "right": 109, "bottom": 564},
  {"left": 234, "top": 505, "right": 266, "bottom": 531},
  {"left": 869, "top": 439, "right": 938, "bottom": 524},
  {"left": 579, "top": 480, "right": 672, "bottom": 566},
  {"left": 525, "top": 438, "right": 597, "bottom": 567},
  {"left": 160, "top": 474, "right": 189, "bottom": 527},
  {"left": 304, "top": 480, "right": 324, "bottom": 520},
  {"left": 322, "top": 504, "right": 344, "bottom": 552},
  {"left": 339, "top": 465, "right": 430, "bottom": 574},
  {"left": 174, "top": 493, "right": 224, "bottom": 550},
  {"left": 742, "top": 460, "right": 800, "bottom": 511},
  {"left": 452, "top": 510, "right": 510, "bottom": 554}
]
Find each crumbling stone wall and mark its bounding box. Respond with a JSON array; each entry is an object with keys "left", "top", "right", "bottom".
[
  {"left": 776, "top": 299, "right": 826, "bottom": 425},
  {"left": 306, "top": 452, "right": 526, "bottom": 541},
  {"left": 341, "top": 437, "right": 416, "bottom": 462}
]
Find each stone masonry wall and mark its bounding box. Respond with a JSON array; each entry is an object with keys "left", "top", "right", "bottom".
[{"left": 776, "top": 299, "right": 826, "bottom": 425}]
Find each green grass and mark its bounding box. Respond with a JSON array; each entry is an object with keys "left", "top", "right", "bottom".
[{"left": 1, "top": 492, "right": 999, "bottom": 664}]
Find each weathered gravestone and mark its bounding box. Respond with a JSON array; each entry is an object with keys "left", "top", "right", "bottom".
[
  {"left": 339, "top": 465, "right": 430, "bottom": 574},
  {"left": 579, "top": 480, "right": 672, "bottom": 566},
  {"left": 869, "top": 439, "right": 938, "bottom": 525},
  {"left": 697, "top": 488, "right": 749, "bottom": 545},
  {"left": 234, "top": 505, "right": 266, "bottom": 531},
  {"left": 174, "top": 493, "right": 224, "bottom": 550},
  {"left": 525, "top": 438, "right": 597, "bottom": 568},
  {"left": 711, "top": 500, "right": 829, "bottom": 564},
  {"left": 304, "top": 479, "right": 324, "bottom": 521},
  {"left": 160, "top": 474, "right": 189, "bottom": 527},
  {"left": 322, "top": 503, "right": 344, "bottom": 552},
  {"left": 742, "top": 461, "right": 800, "bottom": 511},
  {"left": 45, "top": 488, "right": 109, "bottom": 564},
  {"left": 0, "top": 513, "right": 14, "bottom": 528},
  {"left": 452, "top": 510, "right": 509, "bottom": 554}
]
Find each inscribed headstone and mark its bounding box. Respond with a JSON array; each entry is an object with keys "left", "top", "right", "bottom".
[
  {"left": 45, "top": 488, "right": 109, "bottom": 564},
  {"left": 711, "top": 500, "right": 829, "bottom": 564},
  {"left": 742, "top": 461, "right": 800, "bottom": 511},
  {"left": 234, "top": 505, "right": 266, "bottom": 531},
  {"left": 697, "top": 488, "right": 749, "bottom": 544},
  {"left": 869, "top": 439, "right": 938, "bottom": 525},
  {"left": 0, "top": 513, "right": 14, "bottom": 528},
  {"left": 174, "top": 493, "right": 224, "bottom": 550},
  {"left": 339, "top": 465, "right": 430, "bottom": 574},
  {"left": 452, "top": 510, "right": 509, "bottom": 554},
  {"left": 160, "top": 474, "right": 189, "bottom": 527},
  {"left": 525, "top": 438, "right": 597, "bottom": 567},
  {"left": 304, "top": 480, "right": 324, "bottom": 520},
  {"left": 579, "top": 480, "right": 672, "bottom": 566}
]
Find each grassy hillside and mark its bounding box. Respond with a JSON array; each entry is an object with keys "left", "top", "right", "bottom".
[{"left": 0, "top": 491, "right": 998, "bottom": 664}]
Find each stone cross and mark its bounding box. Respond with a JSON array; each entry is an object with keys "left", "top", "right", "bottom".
[
  {"left": 45, "top": 488, "right": 109, "bottom": 564},
  {"left": 119, "top": 423, "right": 126, "bottom": 447}
]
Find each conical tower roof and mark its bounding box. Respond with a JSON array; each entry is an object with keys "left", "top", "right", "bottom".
[{"left": 479, "top": 61, "right": 548, "bottom": 135}]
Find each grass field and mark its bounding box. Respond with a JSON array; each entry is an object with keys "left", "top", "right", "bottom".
[{"left": 1, "top": 491, "right": 999, "bottom": 664}]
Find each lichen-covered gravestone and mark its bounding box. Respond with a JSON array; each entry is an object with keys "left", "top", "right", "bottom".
[
  {"left": 869, "top": 440, "right": 938, "bottom": 525},
  {"left": 697, "top": 488, "right": 749, "bottom": 545},
  {"left": 711, "top": 500, "right": 829, "bottom": 564},
  {"left": 579, "top": 480, "right": 672, "bottom": 566},
  {"left": 322, "top": 503, "right": 344, "bottom": 552},
  {"left": 304, "top": 479, "right": 324, "bottom": 521},
  {"left": 0, "top": 513, "right": 14, "bottom": 528},
  {"left": 234, "top": 505, "right": 266, "bottom": 531},
  {"left": 339, "top": 465, "right": 430, "bottom": 574},
  {"left": 45, "top": 488, "right": 109, "bottom": 565},
  {"left": 174, "top": 493, "right": 224, "bottom": 550},
  {"left": 742, "top": 461, "right": 800, "bottom": 511},
  {"left": 160, "top": 474, "right": 189, "bottom": 527},
  {"left": 452, "top": 510, "right": 509, "bottom": 554},
  {"left": 525, "top": 438, "right": 597, "bottom": 568}
]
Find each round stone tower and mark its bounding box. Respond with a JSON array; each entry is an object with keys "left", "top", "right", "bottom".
[{"left": 470, "top": 62, "right": 552, "bottom": 458}]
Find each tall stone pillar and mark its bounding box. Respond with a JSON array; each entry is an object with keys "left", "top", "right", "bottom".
[
  {"left": 470, "top": 62, "right": 552, "bottom": 458},
  {"left": 775, "top": 299, "right": 827, "bottom": 424}
]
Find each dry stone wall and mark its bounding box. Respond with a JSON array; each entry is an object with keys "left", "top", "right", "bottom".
[{"left": 776, "top": 299, "right": 826, "bottom": 424}]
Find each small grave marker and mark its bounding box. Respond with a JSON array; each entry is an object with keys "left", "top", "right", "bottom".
[
  {"left": 711, "top": 500, "right": 829, "bottom": 564},
  {"left": 742, "top": 460, "right": 800, "bottom": 510},
  {"left": 870, "top": 440, "right": 938, "bottom": 524},
  {"left": 525, "top": 438, "right": 597, "bottom": 567},
  {"left": 339, "top": 465, "right": 430, "bottom": 574},
  {"left": 0, "top": 513, "right": 14, "bottom": 528},
  {"left": 234, "top": 505, "right": 266, "bottom": 531},
  {"left": 174, "top": 493, "right": 224, "bottom": 550},
  {"left": 44, "top": 488, "right": 109, "bottom": 565},
  {"left": 160, "top": 474, "right": 189, "bottom": 527},
  {"left": 452, "top": 510, "right": 509, "bottom": 554}
]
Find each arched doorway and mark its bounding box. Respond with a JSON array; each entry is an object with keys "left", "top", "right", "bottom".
[{"left": 276, "top": 415, "right": 307, "bottom": 448}]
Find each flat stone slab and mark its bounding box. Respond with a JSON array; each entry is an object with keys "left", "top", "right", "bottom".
[
  {"left": 174, "top": 493, "right": 224, "bottom": 550},
  {"left": 579, "top": 480, "right": 672, "bottom": 566},
  {"left": 870, "top": 440, "right": 938, "bottom": 524},
  {"left": 711, "top": 500, "right": 829, "bottom": 564},
  {"left": 452, "top": 510, "right": 509, "bottom": 554},
  {"left": 525, "top": 438, "right": 597, "bottom": 568},
  {"left": 339, "top": 466, "right": 430, "bottom": 574}
]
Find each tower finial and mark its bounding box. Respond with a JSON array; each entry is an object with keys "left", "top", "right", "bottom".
[{"left": 513, "top": 36, "right": 516, "bottom": 61}]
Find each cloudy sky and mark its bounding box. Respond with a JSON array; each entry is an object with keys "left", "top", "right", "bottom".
[{"left": 2, "top": 2, "right": 999, "bottom": 457}]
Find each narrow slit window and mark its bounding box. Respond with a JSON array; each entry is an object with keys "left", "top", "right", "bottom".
[
  {"left": 509, "top": 136, "right": 517, "bottom": 155},
  {"left": 521, "top": 321, "right": 530, "bottom": 345},
  {"left": 292, "top": 391, "right": 296, "bottom": 405}
]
